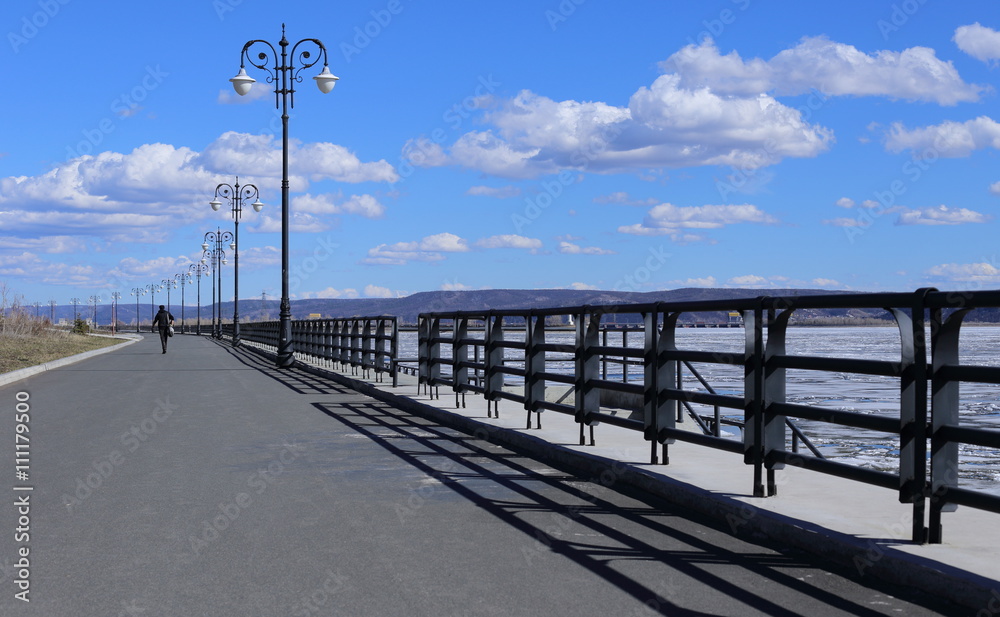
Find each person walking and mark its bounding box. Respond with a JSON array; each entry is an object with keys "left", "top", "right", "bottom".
[{"left": 152, "top": 304, "right": 175, "bottom": 354}]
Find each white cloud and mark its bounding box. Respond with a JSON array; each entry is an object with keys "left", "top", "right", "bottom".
[
  {"left": 466, "top": 185, "right": 522, "bottom": 198},
  {"left": 407, "top": 72, "right": 832, "bottom": 178},
  {"left": 925, "top": 262, "right": 1000, "bottom": 283},
  {"left": 835, "top": 197, "right": 855, "bottom": 208},
  {"left": 884, "top": 117, "right": 1000, "bottom": 157},
  {"left": 299, "top": 287, "right": 360, "bottom": 299},
  {"left": 364, "top": 284, "right": 394, "bottom": 298},
  {"left": 558, "top": 241, "right": 615, "bottom": 255},
  {"left": 954, "top": 23, "right": 1000, "bottom": 63},
  {"left": 362, "top": 232, "right": 468, "bottom": 265},
  {"left": 665, "top": 37, "right": 983, "bottom": 105},
  {"left": 569, "top": 282, "right": 598, "bottom": 290},
  {"left": 990, "top": 181, "right": 1000, "bottom": 195},
  {"left": 727, "top": 274, "right": 769, "bottom": 287},
  {"left": 811, "top": 278, "right": 841, "bottom": 287},
  {"left": 292, "top": 193, "right": 385, "bottom": 219},
  {"left": 620, "top": 202, "right": 777, "bottom": 240},
  {"left": 673, "top": 276, "right": 717, "bottom": 287},
  {"left": 895, "top": 205, "right": 989, "bottom": 226},
  {"left": 474, "top": 235, "right": 542, "bottom": 250}
]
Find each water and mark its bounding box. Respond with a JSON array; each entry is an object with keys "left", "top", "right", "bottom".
[{"left": 398, "top": 326, "right": 1000, "bottom": 495}]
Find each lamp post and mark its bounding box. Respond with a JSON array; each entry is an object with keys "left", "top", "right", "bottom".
[
  {"left": 130, "top": 287, "right": 145, "bottom": 333},
  {"left": 48, "top": 299, "right": 56, "bottom": 324},
  {"left": 89, "top": 295, "right": 101, "bottom": 327},
  {"left": 111, "top": 292, "right": 121, "bottom": 335},
  {"left": 202, "top": 229, "right": 232, "bottom": 339},
  {"left": 70, "top": 297, "right": 80, "bottom": 323},
  {"left": 211, "top": 177, "right": 263, "bottom": 347},
  {"left": 230, "top": 24, "right": 338, "bottom": 368},
  {"left": 146, "top": 284, "right": 161, "bottom": 331},
  {"left": 176, "top": 272, "right": 192, "bottom": 333},
  {"left": 161, "top": 279, "right": 177, "bottom": 313},
  {"left": 189, "top": 263, "right": 210, "bottom": 335}
]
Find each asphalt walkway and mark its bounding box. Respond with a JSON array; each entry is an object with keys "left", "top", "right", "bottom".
[{"left": 0, "top": 334, "right": 977, "bottom": 615}]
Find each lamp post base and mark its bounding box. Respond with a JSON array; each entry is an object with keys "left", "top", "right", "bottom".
[{"left": 276, "top": 301, "right": 295, "bottom": 368}]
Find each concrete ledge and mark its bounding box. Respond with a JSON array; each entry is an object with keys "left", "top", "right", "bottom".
[
  {"left": 0, "top": 333, "right": 141, "bottom": 387},
  {"left": 236, "top": 344, "right": 999, "bottom": 613}
]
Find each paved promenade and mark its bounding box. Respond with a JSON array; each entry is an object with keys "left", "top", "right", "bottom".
[{"left": 0, "top": 333, "right": 985, "bottom": 615}]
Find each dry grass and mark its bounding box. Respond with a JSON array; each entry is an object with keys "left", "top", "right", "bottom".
[{"left": 0, "top": 308, "right": 125, "bottom": 374}]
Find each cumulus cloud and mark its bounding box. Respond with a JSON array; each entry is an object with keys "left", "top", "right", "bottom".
[
  {"left": 727, "top": 274, "right": 769, "bottom": 287},
  {"left": 883, "top": 117, "right": 1000, "bottom": 157},
  {"left": 466, "top": 185, "right": 521, "bottom": 198},
  {"left": 954, "top": 23, "right": 1000, "bottom": 63},
  {"left": 473, "top": 234, "right": 542, "bottom": 250},
  {"left": 0, "top": 132, "right": 397, "bottom": 244},
  {"left": 664, "top": 37, "right": 983, "bottom": 104},
  {"left": 619, "top": 202, "right": 777, "bottom": 240},
  {"left": 364, "top": 284, "right": 395, "bottom": 298},
  {"left": 363, "top": 232, "right": 469, "bottom": 266},
  {"left": 292, "top": 193, "right": 386, "bottom": 218},
  {"left": 558, "top": 241, "right": 615, "bottom": 255},
  {"left": 895, "top": 205, "right": 990, "bottom": 226},
  {"left": 299, "top": 287, "right": 361, "bottom": 299},
  {"left": 926, "top": 262, "right": 1000, "bottom": 283}
]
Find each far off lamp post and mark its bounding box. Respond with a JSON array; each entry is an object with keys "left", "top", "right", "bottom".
[
  {"left": 189, "top": 263, "right": 210, "bottom": 335},
  {"left": 210, "top": 177, "right": 263, "bottom": 347},
  {"left": 110, "top": 291, "right": 121, "bottom": 335},
  {"left": 175, "top": 272, "right": 193, "bottom": 333},
  {"left": 70, "top": 297, "right": 80, "bottom": 322},
  {"left": 230, "top": 24, "right": 338, "bottom": 367},
  {"left": 89, "top": 295, "right": 101, "bottom": 327},
  {"left": 146, "top": 283, "right": 162, "bottom": 330},
  {"left": 201, "top": 234, "right": 230, "bottom": 339},
  {"left": 130, "top": 287, "right": 145, "bottom": 333},
  {"left": 161, "top": 279, "right": 177, "bottom": 313},
  {"left": 48, "top": 299, "right": 56, "bottom": 324}
]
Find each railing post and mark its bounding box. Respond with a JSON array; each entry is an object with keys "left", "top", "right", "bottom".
[
  {"left": 744, "top": 301, "right": 766, "bottom": 497},
  {"left": 649, "top": 310, "right": 678, "bottom": 465},
  {"left": 485, "top": 314, "right": 504, "bottom": 417},
  {"left": 929, "top": 305, "right": 967, "bottom": 543},
  {"left": 525, "top": 313, "right": 545, "bottom": 429},
  {"left": 454, "top": 316, "right": 469, "bottom": 408},
  {"left": 576, "top": 310, "right": 600, "bottom": 446},
  {"left": 763, "top": 307, "right": 794, "bottom": 496}
]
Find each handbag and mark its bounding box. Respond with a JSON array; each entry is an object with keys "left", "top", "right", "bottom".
[{"left": 167, "top": 326, "right": 174, "bottom": 337}]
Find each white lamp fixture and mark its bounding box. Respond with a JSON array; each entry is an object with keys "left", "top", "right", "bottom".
[
  {"left": 230, "top": 67, "right": 256, "bottom": 96},
  {"left": 210, "top": 198, "right": 222, "bottom": 211},
  {"left": 314, "top": 66, "right": 339, "bottom": 94},
  {"left": 252, "top": 199, "right": 264, "bottom": 213}
]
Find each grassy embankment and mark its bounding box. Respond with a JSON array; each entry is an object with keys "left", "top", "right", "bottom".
[{"left": 0, "top": 314, "right": 125, "bottom": 375}]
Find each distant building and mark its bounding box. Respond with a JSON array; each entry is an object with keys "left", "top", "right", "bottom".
[{"left": 307, "top": 313, "right": 323, "bottom": 320}]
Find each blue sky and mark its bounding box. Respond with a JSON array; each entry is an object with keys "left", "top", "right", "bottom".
[{"left": 2, "top": 0, "right": 1000, "bottom": 308}]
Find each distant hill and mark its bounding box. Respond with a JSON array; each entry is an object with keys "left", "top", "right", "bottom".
[
  {"left": 29, "top": 288, "right": 1000, "bottom": 326},
  {"left": 215, "top": 287, "right": 926, "bottom": 325}
]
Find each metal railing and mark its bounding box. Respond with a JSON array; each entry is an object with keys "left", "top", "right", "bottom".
[
  {"left": 234, "top": 316, "right": 399, "bottom": 385},
  {"left": 415, "top": 288, "right": 1000, "bottom": 544}
]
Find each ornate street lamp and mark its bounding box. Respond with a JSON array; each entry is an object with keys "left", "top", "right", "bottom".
[
  {"left": 161, "top": 279, "right": 177, "bottom": 313},
  {"left": 110, "top": 291, "right": 121, "bottom": 334},
  {"left": 176, "top": 272, "right": 192, "bottom": 333},
  {"left": 189, "top": 263, "right": 211, "bottom": 335},
  {"left": 146, "top": 283, "right": 162, "bottom": 330},
  {"left": 48, "top": 299, "right": 56, "bottom": 324},
  {"left": 230, "top": 24, "right": 338, "bottom": 368},
  {"left": 70, "top": 297, "right": 80, "bottom": 322},
  {"left": 211, "top": 177, "right": 263, "bottom": 347},
  {"left": 202, "top": 229, "right": 232, "bottom": 339},
  {"left": 89, "top": 295, "right": 101, "bottom": 327},
  {"left": 130, "top": 288, "right": 145, "bottom": 333}
]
